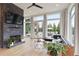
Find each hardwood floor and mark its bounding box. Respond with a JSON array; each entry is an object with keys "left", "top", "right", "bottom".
[{"left": 0, "top": 38, "right": 48, "bottom": 56}]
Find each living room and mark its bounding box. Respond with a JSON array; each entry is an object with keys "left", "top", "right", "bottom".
[{"left": 0, "top": 3, "right": 79, "bottom": 56}]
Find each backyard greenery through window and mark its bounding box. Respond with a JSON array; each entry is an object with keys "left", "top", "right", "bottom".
[
  {"left": 46, "top": 13, "right": 60, "bottom": 35},
  {"left": 25, "top": 19, "right": 31, "bottom": 34}
]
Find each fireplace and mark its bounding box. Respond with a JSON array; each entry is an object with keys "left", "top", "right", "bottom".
[
  {"left": 6, "top": 35, "right": 22, "bottom": 48},
  {"left": 10, "top": 35, "right": 21, "bottom": 43}
]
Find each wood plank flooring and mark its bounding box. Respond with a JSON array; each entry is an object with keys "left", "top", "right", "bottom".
[{"left": 0, "top": 38, "right": 48, "bottom": 56}]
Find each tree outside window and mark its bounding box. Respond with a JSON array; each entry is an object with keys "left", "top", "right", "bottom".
[{"left": 47, "top": 13, "right": 60, "bottom": 36}]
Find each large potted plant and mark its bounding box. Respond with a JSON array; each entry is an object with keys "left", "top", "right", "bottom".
[{"left": 44, "top": 43, "right": 67, "bottom": 56}]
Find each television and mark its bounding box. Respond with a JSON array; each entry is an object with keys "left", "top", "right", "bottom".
[
  {"left": 16, "top": 15, "right": 24, "bottom": 25},
  {"left": 5, "top": 12, "right": 14, "bottom": 24},
  {"left": 5, "top": 12, "right": 24, "bottom": 25},
  {"left": 12, "top": 13, "right": 18, "bottom": 24}
]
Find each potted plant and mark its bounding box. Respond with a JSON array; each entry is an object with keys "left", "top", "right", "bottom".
[
  {"left": 6, "top": 37, "right": 14, "bottom": 48},
  {"left": 44, "top": 43, "right": 67, "bottom": 56},
  {"left": 6, "top": 39, "right": 12, "bottom": 48}
]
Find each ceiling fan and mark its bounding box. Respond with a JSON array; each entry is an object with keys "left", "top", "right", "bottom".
[{"left": 27, "top": 3, "right": 43, "bottom": 9}]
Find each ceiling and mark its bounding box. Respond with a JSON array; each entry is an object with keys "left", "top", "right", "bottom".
[{"left": 14, "top": 3, "right": 70, "bottom": 17}]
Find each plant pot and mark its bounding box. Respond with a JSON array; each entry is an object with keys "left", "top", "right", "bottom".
[
  {"left": 47, "top": 50, "right": 58, "bottom": 56},
  {"left": 50, "top": 50, "right": 58, "bottom": 56},
  {"left": 47, "top": 51, "right": 51, "bottom": 56}
]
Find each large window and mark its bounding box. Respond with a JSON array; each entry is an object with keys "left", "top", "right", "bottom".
[
  {"left": 70, "top": 6, "right": 75, "bottom": 45},
  {"left": 46, "top": 13, "right": 60, "bottom": 37},
  {"left": 33, "top": 15, "right": 44, "bottom": 38}
]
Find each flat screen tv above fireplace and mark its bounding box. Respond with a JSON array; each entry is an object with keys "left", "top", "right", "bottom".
[{"left": 5, "top": 11, "right": 24, "bottom": 25}]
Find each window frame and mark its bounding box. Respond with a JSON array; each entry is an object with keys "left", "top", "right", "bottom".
[
  {"left": 70, "top": 5, "right": 75, "bottom": 20},
  {"left": 46, "top": 12, "right": 61, "bottom": 35},
  {"left": 46, "top": 12, "right": 61, "bottom": 20},
  {"left": 33, "top": 15, "right": 44, "bottom": 22},
  {"left": 69, "top": 5, "right": 76, "bottom": 46}
]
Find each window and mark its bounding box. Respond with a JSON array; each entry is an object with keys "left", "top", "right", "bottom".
[
  {"left": 70, "top": 6, "right": 75, "bottom": 18},
  {"left": 70, "top": 6, "right": 75, "bottom": 45},
  {"left": 46, "top": 13, "right": 60, "bottom": 37},
  {"left": 33, "top": 15, "right": 44, "bottom": 38},
  {"left": 33, "top": 15, "right": 44, "bottom": 22},
  {"left": 47, "top": 13, "right": 60, "bottom": 20},
  {"left": 25, "top": 19, "right": 31, "bottom": 34},
  {"left": 26, "top": 23, "right": 31, "bottom": 33}
]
